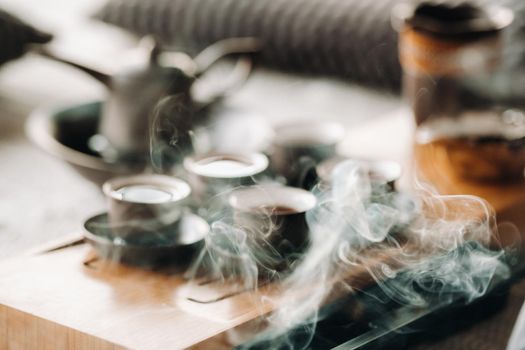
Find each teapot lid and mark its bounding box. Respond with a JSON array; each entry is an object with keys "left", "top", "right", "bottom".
[{"left": 393, "top": 2, "right": 513, "bottom": 39}]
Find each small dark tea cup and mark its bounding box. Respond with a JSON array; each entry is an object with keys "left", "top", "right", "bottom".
[
  {"left": 269, "top": 121, "right": 345, "bottom": 187},
  {"left": 228, "top": 185, "right": 317, "bottom": 263}
]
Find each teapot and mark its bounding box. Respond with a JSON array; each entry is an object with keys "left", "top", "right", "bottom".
[{"left": 34, "top": 37, "right": 261, "bottom": 166}]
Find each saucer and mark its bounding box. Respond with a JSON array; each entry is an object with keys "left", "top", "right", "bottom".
[{"left": 83, "top": 212, "right": 209, "bottom": 267}]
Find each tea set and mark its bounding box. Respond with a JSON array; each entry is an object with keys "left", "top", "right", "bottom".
[{"left": 27, "top": 36, "right": 407, "bottom": 268}]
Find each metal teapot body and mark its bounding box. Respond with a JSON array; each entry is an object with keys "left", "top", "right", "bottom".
[
  {"left": 101, "top": 56, "right": 195, "bottom": 162},
  {"left": 36, "top": 37, "right": 259, "bottom": 166}
]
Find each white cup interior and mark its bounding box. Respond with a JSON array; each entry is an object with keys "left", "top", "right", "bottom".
[
  {"left": 184, "top": 153, "right": 269, "bottom": 178},
  {"left": 104, "top": 175, "right": 191, "bottom": 204}
]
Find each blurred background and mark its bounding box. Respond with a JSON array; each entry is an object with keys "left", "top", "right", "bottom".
[
  {"left": 0, "top": 0, "right": 410, "bottom": 259},
  {"left": 0, "top": 0, "right": 402, "bottom": 260}
]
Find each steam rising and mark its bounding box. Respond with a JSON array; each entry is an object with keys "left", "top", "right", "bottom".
[
  {"left": 97, "top": 94, "right": 516, "bottom": 348},
  {"left": 185, "top": 185, "right": 298, "bottom": 291},
  {"left": 150, "top": 95, "right": 196, "bottom": 173},
  {"left": 112, "top": 90, "right": 516, "bottom": 348},
  {"left": 185, "top": 160, "right": 513, "bottom": 348}
]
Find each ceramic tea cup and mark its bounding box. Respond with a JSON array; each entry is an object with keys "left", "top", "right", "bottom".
[
  {"left": 269, "top": 121, "right": 345, "bottom": 187},
  {"left": 183, "top": 152, "right": 269, "bottom": 202},
  {"left": 228, "top": 185, "right": 317, "bottom": 258},
  {"left": 102, "top": 174, "right": 191, "bottom": 243},
  {"left": 316, "top": 157, "right": 402, "bottom": 191}
]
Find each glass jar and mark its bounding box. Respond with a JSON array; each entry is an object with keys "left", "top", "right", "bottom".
[{"left": 394, "top": 2, "right": 522, "bottom": 182}]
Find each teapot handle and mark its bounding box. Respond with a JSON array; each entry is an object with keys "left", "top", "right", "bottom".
[
  {"left": 158, "top": 37, "right": 262, "bottom": 107},
  {"left": 193, "top": 37, "right": 262, "bottom": 76},
  {"left": 192, "top": 37, "right": 262, "bottom": 106},
  {"left": 193, "top": 55, "right": 254, "bottom": 108}
]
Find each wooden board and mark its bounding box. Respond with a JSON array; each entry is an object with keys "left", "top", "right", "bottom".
[
  {"left": 2, "top": 109, "right": 525, "bottom": 349},
  {"left": 0, "top": 244, "right": 276, "bottom": 350},
  {"left": 0, "top": 240, "right": 414, "bottom": 349}
]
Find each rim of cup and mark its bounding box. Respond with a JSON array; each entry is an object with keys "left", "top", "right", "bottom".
[
  {"left": 103, "top": 174, "right": 191, "bottom": 204},
  {"left": 184, "top": 152, "right": 269, "bottom": 179}
]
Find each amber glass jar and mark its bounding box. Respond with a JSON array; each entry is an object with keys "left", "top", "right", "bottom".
[{"left": 394, "top": 3, "right": 522, "bottom": 182}]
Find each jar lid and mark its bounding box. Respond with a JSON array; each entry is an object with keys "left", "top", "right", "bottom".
[{"left": 393, "top": 2, "right": 513, "bottom": 39}]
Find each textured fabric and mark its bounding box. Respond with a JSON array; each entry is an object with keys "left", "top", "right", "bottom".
[
  {"left": 95, "top": 0, "right": 525, "bottom": 96},
  {"left": 94, "top": 0, "right": 401, "bottom": 90},
  {"left": 0, "top": 8, "right": 51, "bottom": 65}
]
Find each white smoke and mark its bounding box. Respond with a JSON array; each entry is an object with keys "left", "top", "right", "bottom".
[
  {"left": 144, "top": 95, "right": 515, "bottom": 349},
  {"left": 232, "top": 160, "right": 513, "bottom": 349}
]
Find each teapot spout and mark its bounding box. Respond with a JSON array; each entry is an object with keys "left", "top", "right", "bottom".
[{"left": 33, "top": 45, "right": 112, "bottom": 88}]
